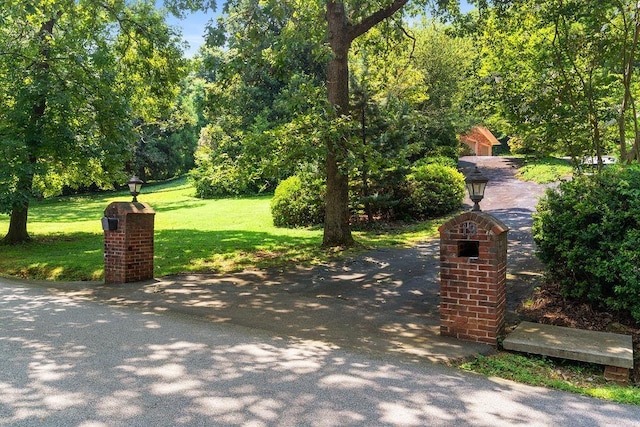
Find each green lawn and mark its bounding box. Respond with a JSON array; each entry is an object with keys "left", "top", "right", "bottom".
[
  {"left": 0, "top": 177, "right": 443, "bottom": 281},
  {"left": 461, "top": 353, "right": 640, "bottom": 406},
  {"left": 515, "top": 157, "right": 574, "bottom": 183}
]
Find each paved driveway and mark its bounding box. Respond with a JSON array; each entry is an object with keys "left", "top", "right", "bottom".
[
  {"left": 459, "top": 156, "right": 554, "bottom": 320},
  {"left": 11, "top": 157, "right": 555, "bottom": 365}
]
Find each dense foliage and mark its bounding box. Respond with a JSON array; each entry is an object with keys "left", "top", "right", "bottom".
[
  {"left": 132, "top": 71, "right": 206, "bottom": 182},
  {"left": 271, "top": 173, "right": 326, "bottom": 228},
  {"left": 473, "top": 0, "right": 640, "bottom": 162},
  {"left": 271, "top": 157, "right": 464, "bottom": 228},
  {"left": 192, "top": 10, "right": 473, "bottom": 227},
  {"left": 533, "top": 166, "right": 640, "bottom": 321},
  {"left": 402, "top": 163, "right": 465, "bottom": 219},
  {"left": 13, "top": 0, "right": 640, "bottom": 248},
  {"left": 0, "top": 0, "right": 188, "bottom": 243}
]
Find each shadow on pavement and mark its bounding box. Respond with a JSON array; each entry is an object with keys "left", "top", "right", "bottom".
[{"left": 41, "top": 156, "right": 551, "bottom": 364}]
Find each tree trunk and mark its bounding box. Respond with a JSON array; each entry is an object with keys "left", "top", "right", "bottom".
[
  {"left": 323, "top": 2, "right": 355, "bottom": 247},
  {"left": 322, "top": 0, "right": 407, "bottom": 247},
  {"left": 2, "top": 205, "right": 30, "bottom": 245},
  {"left": 2, "top": 15, "right": 58, "bottom": 244},
  {"left": 619, "top": 2, "right": 640, "bottom": 162},
  {"left": 2, "top": 166, "right": 35, "bottom": 244}
]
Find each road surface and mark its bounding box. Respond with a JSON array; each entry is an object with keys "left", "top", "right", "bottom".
[{"left": 2, "top": 279, "right": 639, "bottom": 426}]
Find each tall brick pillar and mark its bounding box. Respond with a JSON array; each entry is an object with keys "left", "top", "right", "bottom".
[
  {"left": 103, "top": 202, "right": 155, "bottom": 284},
  {"left": 439, "top": 211, "right": 509, "bottom": 345}
]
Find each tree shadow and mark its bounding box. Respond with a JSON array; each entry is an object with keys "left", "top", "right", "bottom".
[
  {"left": 0, "top": 229, "right": 322, "bottom": 281},
  {"left": 3, "top": 280, "right": 638, "bottom": 426},
  {"left": 25, "top": 194, "right": 208, "bottom": 224},
  {"left": 458, "top": 156, "right": 525, "bottom": 186},
  {"left": 154, "top": 229, "right": 322, "bottom": 274}
]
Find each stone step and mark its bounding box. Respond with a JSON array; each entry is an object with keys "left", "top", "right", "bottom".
[{"left": 503, "top": 321, "right": 633, "bottom": 369}]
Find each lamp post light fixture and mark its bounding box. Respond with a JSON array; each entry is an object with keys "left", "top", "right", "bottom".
[
  {"left": 127, "top": 175, "right": 144, "bottom": 203},
  {"left": 465, "top": 167, "right": 489, "bottom": 212}
]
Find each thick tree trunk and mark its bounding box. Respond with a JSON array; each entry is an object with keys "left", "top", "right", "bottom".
[
  {"left": 323, "top": 2, "right": 355, "bottom": 247},
  {"left": 2, "top": 206, "right": 30, "bottom": 245},
  {"left": 2, "top": 16, "right": 57, "bottom": 244},
  {"left": 323, "top": 144, "right": 354, "bottom": 247},
  {"left": 2, "top": 166, "right": 35, "bottom": 244},
  {"left": 322, "top": 1, "right": 408, "bottom": 247}
]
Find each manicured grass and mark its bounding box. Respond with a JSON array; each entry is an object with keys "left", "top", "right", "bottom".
[
  {"left": 461, "top": 352, "right": 640, "bottom": 406},
  {"left": 0, "top": 177, "right": 444, "bottom": 281},
  {"left": 516, "top": 157, "right": 574, "bottom": 183}
]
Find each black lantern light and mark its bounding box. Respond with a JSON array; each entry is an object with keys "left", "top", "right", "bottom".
[
  {"left": 127, "top": 175, "right": 144, "bottom": 203},
  {"left": 465, "top": 167, "right": 488, "bottom": 212}
]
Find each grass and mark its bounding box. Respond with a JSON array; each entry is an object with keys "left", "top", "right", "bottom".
[
  {"left": 516, "top": 157, "right": 574, "bottom": 184},
  {"left": 0, "top": 177, "right": 444, "bottom": 281},
  {"left": 461, "top": 352, "right": 640, "bottom": 406},
  {"left": 3, "top": 173, "right": 639, "bottom": 404}
]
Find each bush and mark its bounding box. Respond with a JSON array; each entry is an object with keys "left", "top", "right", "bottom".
[
  {"left": 402, "top": 163, "right": 465, "bottom": 219},
  {"left": 271, "top": 174, "right": 325, "bottom": 228},
  {"left": 190, "top": 160, "right": 252, "bottom": 198},
  {"left": 413, "top": 155, "right": 458, "bottom": 169},
  {"left": 533, "top": 166, "right": 640, "bottom": 321}
]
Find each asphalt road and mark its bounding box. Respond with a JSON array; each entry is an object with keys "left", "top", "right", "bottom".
[{"left": 2, "top": 280, "right": 640, "bottom": 426}]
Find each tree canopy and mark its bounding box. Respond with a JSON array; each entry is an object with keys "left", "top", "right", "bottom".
[
  {"left": 194, "top": 0, "right": 475, "bottom": 247},
  {"left": 5, "top": 0, "right": 639, "bottom": 249},
  {"left": 0, "top": 0, "right": 187, "bottom": 244},
  {"left": 472, "top": 0, "right": 640, "bottom": 163}
]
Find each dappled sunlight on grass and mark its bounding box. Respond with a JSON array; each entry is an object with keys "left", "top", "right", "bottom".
[
  {"left": 0, "top": 178, "right": 444, "bottom": 281},
  {"left": 0, "top": 233, "right": 104, "bottom": 281}
]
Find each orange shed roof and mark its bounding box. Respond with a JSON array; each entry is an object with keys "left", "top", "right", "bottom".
[{"left": 460, "top": 126, "right": 501, "bottom": 147}]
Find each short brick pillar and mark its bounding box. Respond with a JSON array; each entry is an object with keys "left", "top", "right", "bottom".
[
  {"left": 103, "top": 202, "right": 155, "bottom": 284},
  {"left": 439, "top": 211, "right": 509, "bottom": 345},
  {"left": 604, "top": 366, "right": 629, "bottom": 386}
]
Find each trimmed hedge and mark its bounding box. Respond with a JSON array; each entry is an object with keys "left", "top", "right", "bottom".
[
  {"left": 271, "top": 160, "right": 464, "bottom": 228},
  {"left": 533, "top": 166, "right": 640, "bottom": 321},
  {"left": 402, "top": 163, "right": 465, "bottom": 219},
  {"left": 270, "top": 174, "right": 325, "bottom": 228}
]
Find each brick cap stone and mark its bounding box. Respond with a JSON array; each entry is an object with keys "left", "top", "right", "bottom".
[
  {"left": 104, "top": 202, "right": 156, "bottom": 216},
  {"left": 439, "top": 211, "right": 509, "bottom": 235}
]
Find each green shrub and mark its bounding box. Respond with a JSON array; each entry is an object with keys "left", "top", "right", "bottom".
[
  {"left": 190, "top": 161, "right": 252, "bottom": 198},
  {"left": 413, "top": 155, "right": 458, "bottom": 169},
  {"left": 533, "top": 165, "right": 640, "bottom": 321},
  {"left": 402, "top": 163, "right": 465, "bottom": 219},
  {"left": 271, "top": 174, "right": 325, "bottom": 228}
]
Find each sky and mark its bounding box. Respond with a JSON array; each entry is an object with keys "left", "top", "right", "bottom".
[
  {"left": 162, "top": 2, "right": 221, "bottom": 57},
  {"left": 164, "top": 1, "right": 475, "bottom": 58}
]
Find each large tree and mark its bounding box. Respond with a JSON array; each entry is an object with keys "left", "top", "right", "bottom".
[
  {"left": 201, "top": 1, "right": 474, "bottom": 246},
  {"left": 473, "top": 0, "right": 640, "bottom": 163},
  {"left": 322, "top": 1, "right": 410, "bottom": 246},
  {"left": 0, "top": 0, "right": 187, "bottom": 244}
]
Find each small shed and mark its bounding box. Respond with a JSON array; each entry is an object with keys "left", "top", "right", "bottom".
[{"left": 460, "top": 126, "right": 501, "bottom": 156}]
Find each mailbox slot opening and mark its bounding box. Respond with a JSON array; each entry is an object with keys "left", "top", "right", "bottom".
[{"left": 458, "top": 240, "right": 479, "bottom": 257}]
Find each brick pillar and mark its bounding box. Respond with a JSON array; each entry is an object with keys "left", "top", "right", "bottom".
[
  {"left": 103, "top": 202, "right": 155, "bottom": 284},
  {"left": 439, "top": 211, "right": 509, "bottom": 345},
  {"left": 604, "top": 366, "right": 629, "bottom": 386}
]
